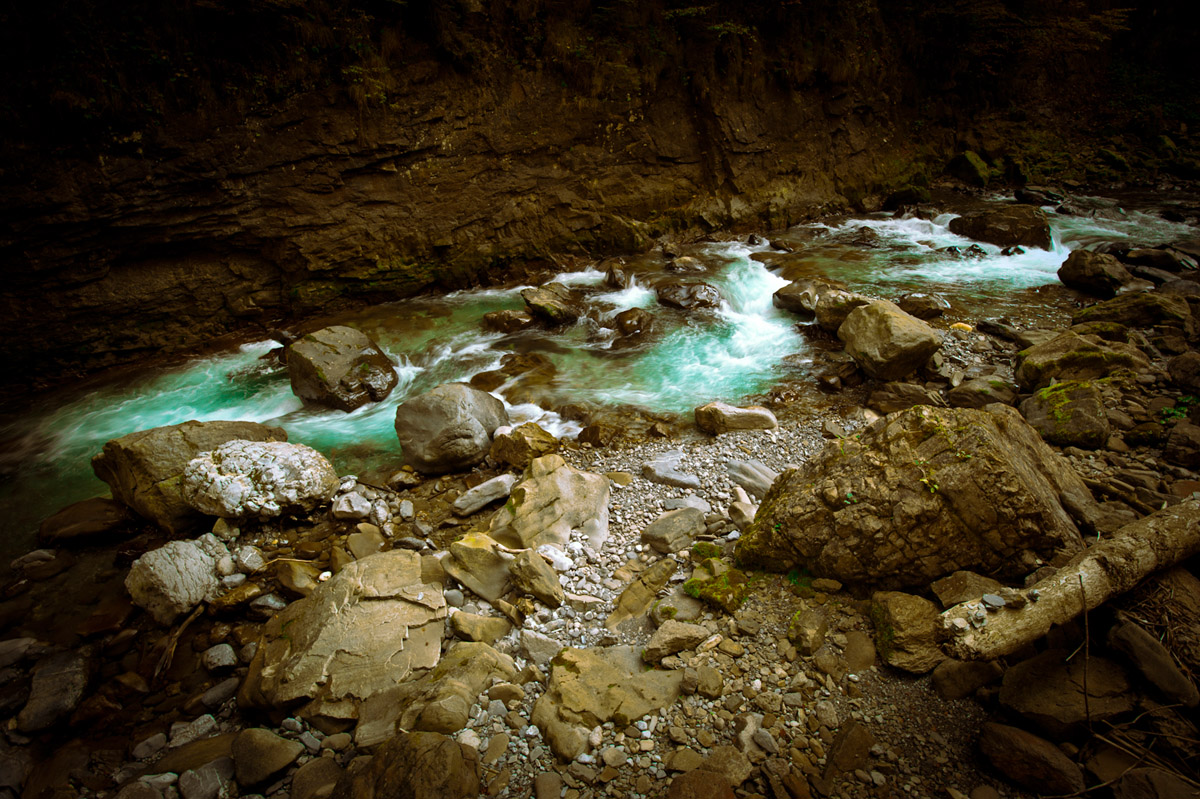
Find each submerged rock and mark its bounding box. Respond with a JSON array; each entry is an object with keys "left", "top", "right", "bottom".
[
  {"left": 394, "top": 383, "right": 509, "bottom": 474},
  {"left": 93, "top": 420, "right": 287, "bottom": 534},
  {"left": 181, "top": 440, "right": 339, "bottom": 519},
  {"left": 737, "top": 405, "right": 1091, "bottom": 589},
  {"left": 286, "top": 325, "right": 398, "bottom": 412}
]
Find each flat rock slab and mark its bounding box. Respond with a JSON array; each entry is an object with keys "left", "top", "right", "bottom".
[
  {"left": 489, "top": 454, "right": 609, "bottom": 550},
  {"left": 643, "top": 450, "right": 701, "bottom": 490},
  {"left": 978, "top": 722, "right": 1085, "bottom": 795},
  {"left": 999, "top": 649, "right": 1134, "bottom": 737}
]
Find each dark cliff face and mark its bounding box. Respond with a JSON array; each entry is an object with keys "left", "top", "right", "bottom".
[{"left": 0, "top": 0, "right": 1193, "bottom": 390}]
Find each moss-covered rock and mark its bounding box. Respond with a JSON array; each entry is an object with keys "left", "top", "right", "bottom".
[
  {"left": 1015, "top": 332, "right": 1150, "bottom": 392},
  {"left": 1071, "top": 292, "right": 1195, "bottom": 335},
  {"left": 1019, "top": 381, "right": 1110, "bottom": 449},
  {"left": 946, "top": 151, "right": 990, "bottom": 187}
]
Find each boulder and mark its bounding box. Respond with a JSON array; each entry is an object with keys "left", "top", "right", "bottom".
[
  {"left": 814, "top": 290, "right": 871, "bottom": 332},
  {"left": 521, "top": 283, "right": 583, "bottom": 325},
  {"left": 870, "top": 591, "right": 944, "bottom": 673},
  {"left": 787, "top": 609, "right": 828, "bottom": 656},
  {"left": 394, "top": 383, "right": 509, "bottom": 474},
  {"left": 668, "top": 769, "right": 735, "bottom": 799},
  {"left": 240, "top": 550, "right": 446, "bottom": 711},
  {"left": 16, "top": 649, "right": 92, "bottom": 732},
  {"left": 642, "top": 620, "right": 710, "bottom": 663},
  {"left": 92, "top": 420, "right": 287, "bottom": 534},
  {"left": 641, "top": 508, "right": 706, "bottom": 554},
  {"left": 930, "top": 570, "right": 1005, "bottom": 608},
  {"left": 614, "top": 308, "right": 653, "bottom": 337},
  {"left": 867, "top": 382, "right": 947, "bottom": 414},
  {"left": 330, "top": 731, "right": 479, "bottom": 799},
  {"left": 694, "top": 402, "right": 778, "bottom": 434},
  {"left": 1113, "top": 768, "right": 1198, "bottom": 799},
  {"left": 896, "top": 292, "right": 950, "bottom": 320},
  {"left": 286, "top": 326, "right": 398, "bottom": 412},
  {"left": 452, "top": 474, "right": 518, "bottom": 517},
  {"left": 607, "top": 558, "right": 678, "bottom": 629},
  {"left": 126, "top": 539, "right": 224, "bottom": 624},
  {"left": 1015, "top": 332, "right": 1151, "bottom": 391},
  {"left": 978, "top": 722, "right": 1085, "bottom": 795},
  {"left": 931, "top": 658, "right": 1003, "bottom": 700},
  {"left": 1019, "top": 380, "right": 1110, "bottom": 449},
  {"left": 1070, "top": 291, "right": 1195, "bottom": 335},
  {"left": 37, "top": 497, "right": 134, "bottom": 546},
  {"left": 838, "top": 301, "right": 942, "bottom": 381},
  {"left": 481, "top": 310, "right": 535, "bottom": 334},
  {"left": 945, "top": 377, "right": 1018, "bottom": 409},
  {"left": 948, "top": 205, "right": 1052, "bottom": 249},
  {"left": 1107, "top": 616, "right": 1199, "bottom": 707},
  {"left": 448, "top": 612, "right": 511, "bottom": 645},
  {"left": 489, "top": 422, "right": 559, "bottom": 469},
  {"left": 181, "top": 440, "right": 339, "bottom": 519},
  {"left": 531, "top": 646, "right": 684, "bottom": 760},
  {"left": 489, "top": 455, "right": 609, "bottom": 550},
  {"left": 1057, "top": 250, "right": 1134, "bottom": 298},
  {"left": 736, "top": 405, "right": 1091, "bottom": 589},
  {"left": 509, "top": 549, "right": 565, "bottom": 607},
  {"left": 442, "top": 533, "right": 513, "bottom": 604},
  {"left": 656, "top": 281, "right": 722, "bottom": 310},
  {"left": 999, "top": 649, "right": 1134, "bottom": 738}
]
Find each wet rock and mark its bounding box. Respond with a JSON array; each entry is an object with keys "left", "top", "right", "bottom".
[
  {"left": 815, "top": 291, "right": 872, "bottom": 332},
  {"left": 231, "top": 728, "right": 303, "bottom": 787},
  {"left": 641, "top": 508, "right": 705, "bottom": 554},
  {"left": 489, "top": 454, "right": 610, "bottom": 550},
  {"left": 643, "top": 450, "right": 702, "bottom": 490},
  {"left": 531, "top": 645, "right": 684, "bottom": 760},
  {"left": 394, "top": 383, "right": 509, "bottom": 475},
  {"left": 838, "top": 300, "right": 943, "bottom": 381},
  {"left": 490, "top": 422, "right": 559, "bottom": 469},
  {"left": 181, "top": 440, "right": 339, "bottom": 519},
  {"left": 1016, "top": 186, "right": 1065, "bottom": 206},
  {"left": 948, "top": 205, "right": 1052, "bottom": 249},
  {"left": 897, "top": 292, "right": 950, "bottom": 320},
  {"left": 522, "top": 283, "right": 583, "bottom": 325},
  {"left": 656, "top": 281, "right": 721, "bottom": 310},
  {"left": 1057, "top": 250, "right": 1134, "bottom": 298},
  {"left": 643, "top": 620, "right": 709, "bottom": 663},
  {"left": 1107, "top": 616, "right": 1199, "bottom": 707},
  {"left": 286, "top": 326, "right": 398, "bottom": 412},
  {"left": 178, "top": 758, "right": 233, "bottom": 799},
  {"left": 870, "top": 591, "right": 944, "bottom": 674},
  {"left": 615, "top": 308, "right": 654, "bottom": 337},
  {"left": 694, "top": 402, "right": 778, "bottom": 434},
  {"left": 509, "top": 549, "right": 565, "bottom": 607},
  {"left": 1020, "top": 380, "right": 1110, "bottom": 449},
  {"left": 482, "top": 310, "right": 536, "bottom": 334},
  {"left": 946, "top": 151, "right": 990, "bottom": 187},
  {"left": 16, "top": 648, "right": 92, "bottom": 732},
  {"left": 946, "top": 377, "right": 1019, "bottom": 409},
  {"left": 37, "top": 497, "right": 135, "bottom": 546},
  {"left": 240, "top": 550, "right": 445, "bottom": 712},
  {"left": 330, "top": 731, "right": 479, "bottom": 799},
  {"left": 738, "top": 406, "right": 1091, "bottom": 589},
  {"left": 126, "top": 539, "right": 223, "bottom": 624},
  {"left": 452, "top": 474, "right": 518, "bottom": 517},
  {"left": 290, "top": 755, "right": 344, "bottom": 799},
  {"left": 867, "top": 382, "right": 947, "bottom": 414},
  {"left": 978, "top": 722, "right": 1085, "bottom": 795},
  {"left": 92, "top": 420, "right": 287, "bottom": 534},
  {"left": 999, "top": 649, "right": 1134, "bottom": 737}
]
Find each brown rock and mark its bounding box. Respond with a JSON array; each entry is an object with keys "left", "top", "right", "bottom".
[
  {"left": 978, "top": 722, "right": 1085, "bottom": 795},
  {"left": 668, "top": 768, "right": 736, "bottom": 799},
  {"left": 870, "top": 591, "right": 944, "bottom": 674},
  {"left": 999, "top": 649, "right": 1134, "bottom": 737},
  {"left": 489, "top": 422, "right": 559, "bottom": 469},
  {"left": 37, "top": 498, "right": 135, "bottom": 546},
  {"left": 231, "top": 728, "right": 304, "bottom": 786},
  {"left": 287, "top": 325, "right": 398, "bottom": 412},
  {"left": 948, "top": 205, "right": 1052, "bottom": 249},
  {"left": 329, "top": 731, "right": 479, "bottom": 799}
]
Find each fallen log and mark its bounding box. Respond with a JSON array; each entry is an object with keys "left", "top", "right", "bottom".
[{"left": 942, "top": 499, "right": 1200, "bottom": 660}]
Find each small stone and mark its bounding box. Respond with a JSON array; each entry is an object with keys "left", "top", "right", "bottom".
[
  {"left": 981, "top": 593, "right": 1006, "bottom": 610},
  {"left": 200, "top": 644, "right": 237, "bottom": 673}
]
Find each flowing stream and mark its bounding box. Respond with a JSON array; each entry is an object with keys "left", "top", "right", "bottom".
[{"left": 0, "top": 197, "right": 1194, "bottom": 557}]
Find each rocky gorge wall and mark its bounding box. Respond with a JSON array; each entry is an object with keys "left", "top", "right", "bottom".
[{"left": 0, "top": 0, "right": 1194, "bottom": 390}]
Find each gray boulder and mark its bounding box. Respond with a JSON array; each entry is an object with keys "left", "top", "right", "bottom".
[
  {"left": 126, "top": 539, "right": 225, "bottom": 624},
  {"left": 93, "top": 420, "right": 287, "bottom": 534},
  {"left": 287, "top": 326, "right": 398, "bottom": 412},
  {"left": 181, "top": 440, "right": 339, "bottom": 519},
  {"left": 838, "top": 300, "right": 943, "bottom": 381},
  {"left": 394, "top": 383, "right": 509, "bottom": 474}
]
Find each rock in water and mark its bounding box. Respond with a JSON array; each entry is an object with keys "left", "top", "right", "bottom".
[
  {"left": 181, "top": 440, "right": 339, "bottom": 519},
  {"left": 490, "top": 422, "right": 559, "bottom": 469},
  {"left": 522, "top": 283, "right": 583, "bottom": 325},
  {"left": 92, "top": 420, "right": 287, "bottom": 534},
  {"left": 394, "top": 383, "right": 509, "bottom": 474},
  {"left": 329, "top": 731, "right": 480, "bottom": 799},
  {"left": 837, "top": 300, "right": 943, "bottom": 381},
  {"left": 286, "top": 325, "right": 398, "bottom": 412},
  {"left": 125, "top": 539, "right": 224, "bottom": 624},
  {"left": 947, "top": 205, "right": 1052, "bottom": 249},
  {"left": 655, "top": 281, "right": 721, "bottom": 310},
  {"left": 1057, "top": 250, "right": 1134, "bottom": 298},
  {"left": 736, "top": 405, "right": 1091, "bottom": 589}
]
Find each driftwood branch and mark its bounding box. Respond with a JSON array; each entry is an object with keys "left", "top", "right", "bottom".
[{"left": 942, "top": 500, "right": 1200, "bottom": 661}]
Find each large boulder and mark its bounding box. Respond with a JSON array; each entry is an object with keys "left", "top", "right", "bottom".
[
  {"left": 736, "top": 405, "right": 1091, "bottom": 589},
  {"left": 286, "top": 326, "right": 398, "bottom": 412},
  {"left": 656, "top": 281, "right": 722, "bottom": 310},
  {"left": 488, "top": 454, "right": 610, "bottom": 550},
  {"left": 93, "top": 420, "right": 287, "bottom": 534},
  {"left": 978, "top": 722, "right": 1086, "bottom": 795},
  {"left": 394, "top": 383, "right": 509, "bottom": 474},
  {"left": 814, "top": 291, "right": 871, "bottom": 332},
  {"left": 521, "top": 283, "right": 583, "bottom": 326},
  {"left": 1057, "top": 250, "right": 1134, "bottom": 298},
  {"left": 240, "top": 550, "right": 446, "bottom": 713},
  {"left": 1015, "top": 331, "right": 1151, "bottom": 391},
  {"left": 125, "top": 536, "right": 227, "bottom": 624},
  {"left": 329, "top": 731, "right": 479, "bottom": 799},
  {"left": 1019, "top": 380, "right": 1110, "bottom": 449},
  {"left": 1071, "top": 291, "right": 1196, "bottom": 335},
  {"left": 181, "top": 440, "right": 339, "bottom": 519},
  {"left": 838, "top": 301, "right": 943, "bottom": 381},
  {"left": 999, "top": 649, "right": 1134, "bottom": 738},
  {"left": 948, "top": 205, "right": 1052, "bottom": 249}
]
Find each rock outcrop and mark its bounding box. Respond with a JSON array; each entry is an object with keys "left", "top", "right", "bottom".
[{"left": 286, "top": 325, "right": 398, "bottom": 411}]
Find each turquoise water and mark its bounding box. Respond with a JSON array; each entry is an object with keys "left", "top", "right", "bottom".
[{"left": 1, "top": 199, "right": 1194, "bottom": 555}]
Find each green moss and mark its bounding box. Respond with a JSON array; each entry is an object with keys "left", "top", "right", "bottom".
[{"left": 691, "top": 541, "right": 722, "bottom": 561}]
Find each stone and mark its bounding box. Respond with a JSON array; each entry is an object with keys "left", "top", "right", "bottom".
[
  {"left": 92, "top": 420, "right": 287, "bottom": 534},
  {"left": 825, "top": 720, "right": 874, "bottom": 775},
  {"left": 509, "top": 549, "right": 565, "bottom": 607},
  {"left": 948, "top": 205, "right": 1052, "bottom": 249},
  {"left": 867, "top": 382, "right": 946, "bottom": 414},
  {"left": 1016, "top": 331, "right": 1151, "bottom": 391},
  {"left": 1106, "top": 616, "right": 1199, "bottom": 707},
  {"left": 1167, "top": 352, "right": 1200, "bottom": 393},
  {"left": 725, "top": 459, "right": 778, "bottom": 500},
  {"left": 329, "top": 731, "right": 479, "bottom": 799},
  {"left": 181, "top": 440, "right": 339, "bottom": 519},
  {"left": 37, "top": 497, "right": 135, "bottom": 546},
  {"left": 1058, "top": 250, "right": 1134, "bottom": 298},
  {"left": 533, "top": 772, "right": 563, "bottom": 799},
  {"left": 946, "top": 377, "right": 1019, "bottom": 409},
  {"left": 522, "top": 283, "right": 583, "bottom": 325},
  {"left": 1113, "top": 767, "right": 1198, "bottom": 799},
  {"left": 931, "top": 570, "right": 1006, "bottom": 608},
  {"left": 1020, "top": 380, "right": 1110, "bottom": 449},
  {"left": 870, "top": 591, "right": 944, "bottom": 674},
  {"left": 931, "top": 658, "right": 1003, "bottom": 700},
  {"left": 614, "top": 307, "right": 654, "bottom": 337},
  {"left": 787, "top": 609, "right": 828, "bottom": 656},
  {"left": 607, "top": 559, "right": 678, "bottom": 629},
  {"left": 977, "top": 722, "right": 1085, "bottom": 795},
  {"left": 153, "top": 733, "right": 238, "bottom": 775},
  {"left": 999, "top": 649, "right": 1135, "bottom": 737},
  {"left": 240, "top": 550, "right": 445, "bottom": 711},
  {"left": 489, "top": 455, "right": 610, "bottom": 550},
  {"left": 287, "top": 326, "right": 398, "bottom": 412},
  {"left": 838, "top": 300, "right": 943, "bottom": 381},
  {"left": 815, "top": 291, "right": 872, "bottom": 332},
  {"left": 697, "top": 745, "right": 752, "bottom": 787},
  {"left": 482, "top": 310, "right": 535, "bottom": 333},
  {"left": 17, "top": 648, "right": 92, "bottom": 732},
  {"left": 656, "top": 281, "right": 722, "bottom": 310},
  {"left": 1164, "top": 422, "right": 1200, "bottom": 469},
  {"left": 442, "top": 533, "right": 513, "bottom": 604},
  {"left": 737, "top": 405, "right": 1091, "bottom": 589},
  {"left": 490, "top": 423, "right": 559, "bottom": 469},
  {"left": 643, "top": 450, "right": 702, "bottom": 490},
  {"left": 231, "top": 728, "right": 303, "bottom": 786},
  {"left": 641, "top": 508, "right": 706, "bottom": 554},
  {"left": 897, "top": 292, "right": 950, "bottom": 320},
  {"left": 200, "top": 644, "right": 237, "bottom": 672},
  {"left": 332, "top": 492, "right": 372, "bottom": 520},
  {"left": 290, "top": 756, "right": 344, "bottom": 799},
  {"left": 521, "top": 630, "right": 563, "bottom": 666},
  {"left": 844, "top": 631, "right": 876, "bottom": 672},
  {"left": 694, "top": 402, "right": 778, "bottom": 434},
  {"left": 531, "top": 646, "right": 684, "bottom": 760},
  {"left": 452, "top": 474, "right": 518, "bottom": 516},
  {"left": 449, "top": 611, "right": 511, "bottom": 645},
  {"left": 394, "top": 383, "right": 509, "bottom": 474},
  {"left": 178, "top": 759, "right": 233, "bottom": 799},
  {"left": 650, "top": 584, "right": 705, "bottom": 626},
  {"left": 125, "top": 540, "right": 222, "bottom": 624},
  {"left": 1071, "top": 291, "right": 1195, "bottom": 335},
  {"left": 668, "top": 768, "right": 736, "bottom": 799},
  {"left": 643, "top": 620, "right": 710, "bottom": 662}
]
